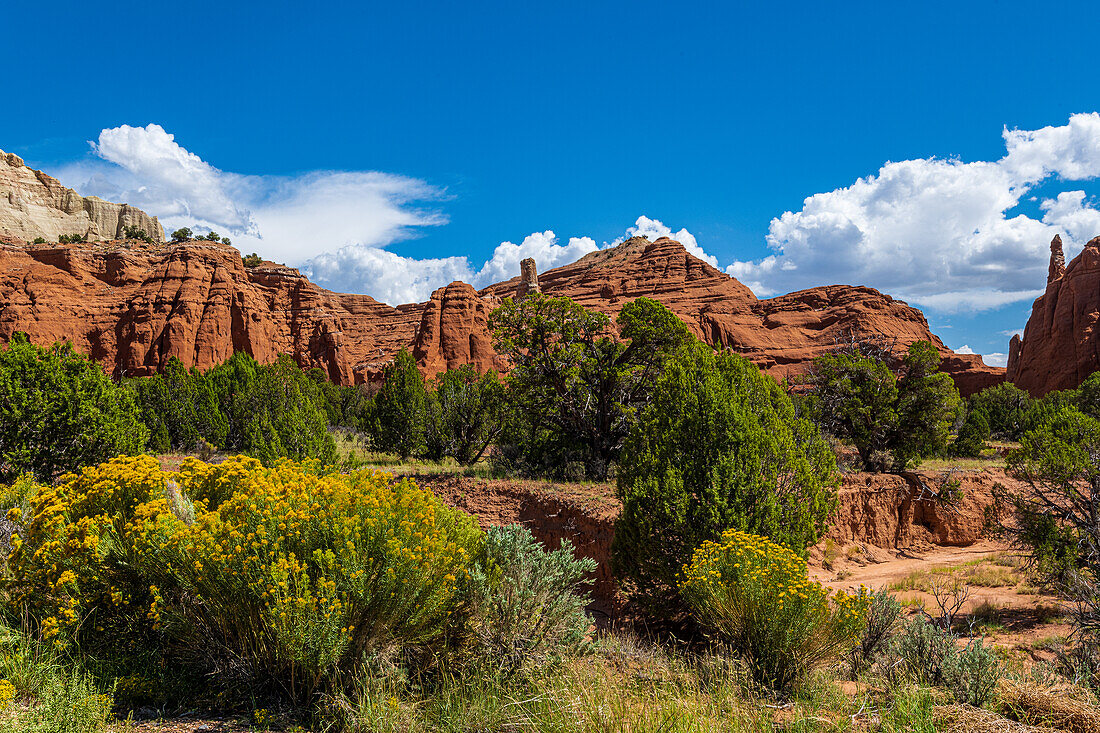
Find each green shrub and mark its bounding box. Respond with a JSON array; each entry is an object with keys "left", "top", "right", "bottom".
[
  {"left": 803, "top": 341, "right": 962, "bottom": 471},
  {"left": 306, "top": 368, "right": 373, "bottom": 430},
  {"left": 170, "top": 227, "right": 192, "bottom": 242},
  {"left": 0, "top": 668, "right": 113, "bottom": 733},
  {"left": 613, "top": 343, "right": 838, "bottom": 607},
  {"left": 951, "top": 408, "right": 990, "bottom": 457},
  {"left": 678, "top": 530, "right": 868, "bottom": 693},
  {"left": 121, "top": 225, "right": 152, "bottom": 243},
  {"left": 944, "top": 637, "right": 1002, "bottom": 707},
  {"left": 882, "top": 613, "right": 1001, "bottom": 706},
  {"left": 128, "top": 352, "right": 337, "bottom": 464},
  {"left": 969, "top": 382, "right": 1037, "bottom": 439},
  {"left": 242, "top": 252, "right": 262, "bottom": 267},
  {"left": 31, "top": 237, "right": 46, "bottom": 244},
  {"left": 207, "top": 352, "right": 337, "bottom": 463},
  {"left": 466, "top": 525, "right": 596, "bottom": 676},
  {"left": 886, "top": 614, "right": 955, "bottom": 686},
  {"left": 425, "top": 366, "right": 505, "bottom": 465},
  {"left": 1078, "top": 370, "right": 1100, "bottom": 420},
  {"left": 372, "top": 350, "right": 430, "bottom": 460},
  {"left": 491, "top": 295, "right": 692, "bottom": 480},
  {"left": 1053, "top": 635, "right": 1100, "bottom": 691},
  {"left": 128, "top": 357, "right": 228, "bottom": 453},
  {"left": 0, "top": 334, "right": 146, "bottom": 482},
  {"left": 1003, "top": 406, "right": 1100, "bottom": 644}
]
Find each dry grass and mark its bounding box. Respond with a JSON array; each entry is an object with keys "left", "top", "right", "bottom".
[
  {"left": 999, "top": 679, "right": 1100, "bottom": 733},
  {"left": 935, "top": 704, "right": 1062, "bottom": 733},
  {"left": 890, "top": 560, "right": 1023, "bottom": 593}
]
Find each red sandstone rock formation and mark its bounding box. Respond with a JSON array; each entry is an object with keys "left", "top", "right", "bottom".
[
  {"left": 412, "top": 282, "right": 506, "bottom": 379},
  {"left": 0, "top": 152, "right": 1007, "bottom": 392},
  {"left": 1008, "top": 235, "right": 1100, "bottom": 396},
  {"left": 0, "top": 239, "right": 420, "bottom": 383},
  {"left": 0, "top": 234, "right": 999, "bottom": 392},
  {"left": 484, "top": 237, "right": 1003, "bottom": 394}
]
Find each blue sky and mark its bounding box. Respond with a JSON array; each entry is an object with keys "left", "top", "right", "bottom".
[{"left": 5, "top": 0, "right": 1100, "bottom": 365}]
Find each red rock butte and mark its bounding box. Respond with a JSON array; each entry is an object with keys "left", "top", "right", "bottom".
[
  {"left": 1008, "top": 234, "right": 1100, "bottom": 395},
  {"left": 0, "top": 233, "right": 1002, "bottom": 394}
]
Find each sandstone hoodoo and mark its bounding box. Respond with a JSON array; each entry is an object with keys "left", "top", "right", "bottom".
[
  {"left": 1008, "top": 234, "right": 1100, "bottom": 395},
  {"left": 0, "top": 233, "right": 1000, "bottom": 392},
  {"left": 514, "top": 257, "right": 541, "bottom": 299},
  {"left": 0, "top": 151, "right": 164, "bottom": 243}
]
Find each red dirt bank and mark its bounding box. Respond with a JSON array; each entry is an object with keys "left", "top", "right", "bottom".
[{"left": 418, "top": 468, "right": 1016, "bottom": 615}]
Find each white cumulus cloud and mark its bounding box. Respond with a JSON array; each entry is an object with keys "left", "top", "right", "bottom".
[
  {"left": 622, "top": 216, "right": 718, "bottom": 267},
  {"left": 471, "top": 231, "right": 600, "bottom": 287},
  {"left": 952, "top": 345, "right": 1008, "bottom": 367},
  {"left": 729, "top": 113, "right": 1100, "bottom": 309},
  {"left": 304, "top": 248, "right": 472, "bottom": 306},
  {"left": 55, "top": 125, "right": 717, "bottom": 305},
  {"left": 56, "top": 124, "right": 451, "bottom": 298}
]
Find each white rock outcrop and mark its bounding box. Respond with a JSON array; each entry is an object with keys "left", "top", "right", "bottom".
[{"left": 0, "top": 150, "right": 164, "bottom": 242}]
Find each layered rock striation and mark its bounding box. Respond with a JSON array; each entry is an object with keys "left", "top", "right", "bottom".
[
  {"left": 0, "top": 151, "right": 164, "bottom": 243},
  {"left": 1008, "top": 235, "right": 1100, "bottom": 395},
  {"left": 0, "top": 233, "right": 999, "bottom": 392}
]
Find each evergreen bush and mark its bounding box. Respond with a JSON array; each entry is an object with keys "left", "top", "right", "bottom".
[
  {"left": 0, "top": 334, "right": 146, "bottom": 482},
  {"left": 613, "top": 343, "right": 838, "bottom": 606}
]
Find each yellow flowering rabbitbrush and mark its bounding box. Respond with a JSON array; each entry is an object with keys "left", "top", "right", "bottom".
[
  {"left": 5, "top": 456, "right": 169, "bottom": 648},
  {"left": 5, "top": 455, "right": 482, "bottom": 702},
  {"left": 679, "top": 529, "right": 869, "bottom": 693}
]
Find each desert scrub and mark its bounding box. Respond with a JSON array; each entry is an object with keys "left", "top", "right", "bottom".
[
  {"left": 140, "top": 456, "right": 481, "bottom": 701},
  {"left": 5, "top": 455, "right": 482, "bottom": 703},
  {"left": 466, "top": 524, "right": 596, "bottom": 676},
  {"left": 678, "top": 529, "right": 869, "bottom": 693},
  {"left": 846, "top": 590, "right": 901, "bottom": 678},
  {"left": 883, "top": 615, "right": 1003, "bottom": 707}
]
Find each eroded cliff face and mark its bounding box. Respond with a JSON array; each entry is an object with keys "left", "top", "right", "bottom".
[
  {"left": 1008, "top": 235, "right": 1100, "bottom": 396},
  {"left": 0, "top": 240, "right": 424, "bottom": 383},
  {"left": 0, "top": 151, "right": 164, "bottom": 243},
  {"left": 412, "top": 282, "right": 506, "bottom": 378},
  {"left": 420, "top": 468, "right": 1014, "bottom": 614},
  {"left": 0, "top": 234, "right": 1001, "bottom": 392}
]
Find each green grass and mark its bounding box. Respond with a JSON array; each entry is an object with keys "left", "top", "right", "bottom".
[
  {"left": 0, "top": 622, "right": 114, "bottom": 733},
  {"left": 917, "top": 454, "right": 1005, "bottom": 471},
  {"left": 320, "top": 632, "right": 883, "bottom": 733}
]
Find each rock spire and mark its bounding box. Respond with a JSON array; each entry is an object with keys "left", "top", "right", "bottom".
[
  {"left": 1048, "top": 234, "right": 1066, "bottom": 284},
  {"left": 1008, "top": 235, "right": 1100, "bottom": 395},
  {"left": 515, "top": 257, "right": 540, "bottom": 299}
]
